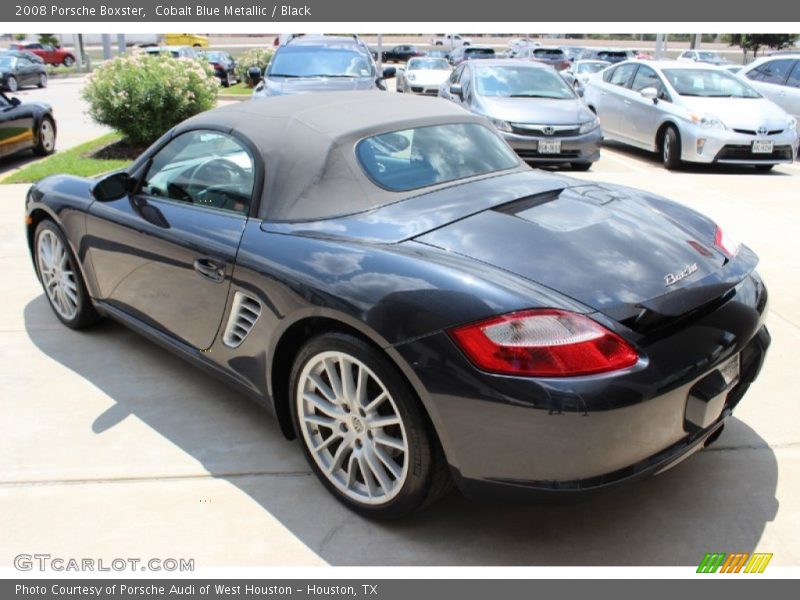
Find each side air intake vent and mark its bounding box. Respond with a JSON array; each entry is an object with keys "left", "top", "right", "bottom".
[{"left": 223, "top": 292, "right": 262, "bottom": 348}]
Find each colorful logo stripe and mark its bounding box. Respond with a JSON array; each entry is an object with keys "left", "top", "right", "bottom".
[{"left": 697, "top": 553, "right": 773, "bottom": 573}]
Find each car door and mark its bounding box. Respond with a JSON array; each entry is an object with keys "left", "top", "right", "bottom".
[
  {"left": 784, "top": 61, "right": 800, "bottom": 132},
  {"left": 0, "top": 94, "right": 34, "bottom": 156},
  {"left": 85, "top": 129, "right": 257, "bottom": 350},
  {"left": 745, "top": 58, "right": 795, "bottom": 106},
  {"left": 14, "top": 57, "right": 37, "bottom": 86},
  {"left": 626, "top": 64, "right": 671, "bottom": 146},
  {"left": 593, "top": 62, "right": 638, "bottom": 137}
]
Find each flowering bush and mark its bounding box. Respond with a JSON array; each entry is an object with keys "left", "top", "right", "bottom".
[
  {"left": 235, "top": 48, "right": 273, "bottom": 86},
  {"left": 82, "top": 53, "right": 219, "bottom": 146}
]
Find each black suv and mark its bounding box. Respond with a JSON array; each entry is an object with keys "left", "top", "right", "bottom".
[{"left": 252, "top": 35, "right": 395, "bottom": 98}]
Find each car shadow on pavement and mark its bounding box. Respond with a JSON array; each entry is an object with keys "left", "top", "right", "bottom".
[
  {"left": 24, "top": 294, "right": 779, "bottom": 566},
  {"left": 602, "top": 140, "right": 793, "bottom": 176},
  {"left": 0, "top": 151, "right": 40, "bottom": 178}
]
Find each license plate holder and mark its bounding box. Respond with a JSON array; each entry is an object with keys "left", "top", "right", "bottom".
[
  {"left": 684, "top": 354, "right": 740, "bottom": 430},
  {"left": 538, "top": 140, "right": 562, "bottom": 154},
  {"left": 752, "top": 140, "right": 774, "bottom": 154}
]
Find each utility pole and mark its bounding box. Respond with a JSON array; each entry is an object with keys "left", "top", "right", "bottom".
[
  {"left": 117, "top": 34, "right": 126, "bottom": 55},
  {"left": 655, "top": 33, "right": 664, "bottom": 59},
  {"left": 101, "top": 34, "right": 112, "bottom": 60}
]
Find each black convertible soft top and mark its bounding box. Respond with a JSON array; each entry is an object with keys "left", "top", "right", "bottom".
[{"left": 178, "top": 91, "right": 526, "bottom": 221}]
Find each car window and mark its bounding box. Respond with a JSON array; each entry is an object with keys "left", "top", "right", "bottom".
[
  {"left": 747, "top": 59, "right": 795, "bottom": 85},
  {"left": 356, "top": 123, "right": 519, "bottom": 192},
  {"left": 141, "top": 130, "right": 255, "bottom": 215},
  {"left": 474, "top": 65, "right": 575, "bottom": 99},
  {"left": 787, "top": 61, "right": 800, "bottom": 89},
  {"left": 631, "top": 65, "right": 669, "bottom": 100},
  {"left": 609, "top": 63, "right": 637, "bottom": 87},
  {"left": 17, "top": 57, "right": 32, "bottom": 67},
  {"left": 0, "top": 94, "right": 9, "bottom": 108},
  {"left": 269, "top": 46, "right": 373, "bottom": 78},
  {"left": 663, "top": 68, "right": 761, "bottom": 98}
]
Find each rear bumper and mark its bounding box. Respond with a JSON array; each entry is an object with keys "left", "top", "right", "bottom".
[
  {"left": 394, "top": 271, "right": 769, "bottom": 500},
  {"left": 500, "top": 127, "right": 603, "bottom": 164}
]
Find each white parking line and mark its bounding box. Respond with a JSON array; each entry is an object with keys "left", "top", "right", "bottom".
[{"left": 598, "top": 148, "right": 655, "bottom": 175}]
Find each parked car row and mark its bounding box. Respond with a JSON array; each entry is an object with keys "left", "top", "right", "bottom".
[{"left": 584, "top": 60, "right": 798, "bottom": 170}]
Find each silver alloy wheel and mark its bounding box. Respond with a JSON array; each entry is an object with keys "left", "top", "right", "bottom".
[
  {"left": 63, "top": 56, "right": 74, "bottom": 67},
  {"left": 39, "top": 119, "right": 55, "bottom": 152},
  {"left": 297, "top": 350, "right": 409, "bottom": 505},
  {"left": 7, "top": 76, "right": 18, "bottom": 92},
  {"left": 37, "top": 230, "right": 79, "bottom": 320},
  {"left": 39, "top": 73, "right": 47, "bottom": 87}
]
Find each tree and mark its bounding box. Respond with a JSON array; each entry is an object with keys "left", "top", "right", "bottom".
[
  {"left": 728, "top": 34, "right": 797, "bottom": 60},
  {"left": 38, "top": 33, "right": 61, "bottom": 48}
]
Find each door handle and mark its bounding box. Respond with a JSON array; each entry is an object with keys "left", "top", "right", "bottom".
[{"left": 193, "top": 258, "right": 225, "bottom": 283}]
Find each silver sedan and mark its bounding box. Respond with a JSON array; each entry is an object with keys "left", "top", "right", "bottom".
[{"left": 584, "top": 60, "right": 798, "bottom": 170}]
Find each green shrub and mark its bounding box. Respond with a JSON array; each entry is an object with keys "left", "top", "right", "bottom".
[
  {"left": 82, "top": 52, "right": 219, "bottom": 146},
  {"left": 235, "top": 48, "right": 273, "bottom": 86}
]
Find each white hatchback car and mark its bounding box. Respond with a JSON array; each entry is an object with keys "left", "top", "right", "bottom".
[
  {"left": 739, "top": 54, "right": 800, "bottom": 136},
  {"left": 584, "top": 60, "right": 798, "bottom": 170}
]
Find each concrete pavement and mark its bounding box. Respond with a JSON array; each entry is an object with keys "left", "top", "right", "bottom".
[{"left": 1, "top": 145, "right": 799, "bottom": 567}]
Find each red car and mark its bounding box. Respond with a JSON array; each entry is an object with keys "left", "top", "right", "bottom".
[{"left": 12, "top": 43, "right": 75, "bottom": 67}]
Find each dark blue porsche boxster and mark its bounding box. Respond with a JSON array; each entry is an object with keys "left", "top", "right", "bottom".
[{"left": 25, "top": 92, "right": 770, "bottom": 518}]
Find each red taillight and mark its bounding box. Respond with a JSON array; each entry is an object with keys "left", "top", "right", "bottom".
[
  {"left": 714, "top": 226, "right": 740, "bottom": 259},
  {"left": 211, "top": 62, "right": 223, "bottom": 70},
  {"left": 449, "top": 309, "right": 639, "bottom": 377}
]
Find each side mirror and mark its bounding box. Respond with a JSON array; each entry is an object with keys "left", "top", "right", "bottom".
[
  {"left": 247, "top": 66, "right": 262, "bottom": 85},
  {"left": 92, "top": 171, "right": 130, "bottom": 202},
  {"left": 10, "top": 97, "right": 21, "bottom": 107},
  {"left": 449, "top": 83, "right": 463, "bottom": 98},
  {"left": 640, "top": 87, "right": 658, "bottom": 102},
  {"left": 382, "top": 66, "right": 396, "bottom": 79},
  {"left": 577, "top": 87, "right": 585, "bottom": 97}
]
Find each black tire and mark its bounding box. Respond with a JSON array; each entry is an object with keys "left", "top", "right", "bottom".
[
  {"left": 62, "top": 55, "right": 75, "bottom": 67},
  {"left": 289, "top": 332, "right": 452, "bottom": 519},
  {"left": 6, "top": 75, "right": 18, "bottom": 92},
  {"left": 37, "top": 73, "right": 47, "bottom": 88},
  {"left": 33, "top": 220, "right": 100, "bottom": 330},
  {"left": 32, "top": 116, "right": 56, "bottom": 156},
  {"left": 754, "top": 164, "right": 774, "bottom": 172},
  {"left": 571, "top": 162, "right": 592, "bottom": 171},
  {"left": 661, "top": 125, "right": 682, "bottom": 170}
]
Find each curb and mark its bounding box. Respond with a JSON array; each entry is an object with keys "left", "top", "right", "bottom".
[{"left": 218, "top": 94, "right": 250, "bottom": 102}]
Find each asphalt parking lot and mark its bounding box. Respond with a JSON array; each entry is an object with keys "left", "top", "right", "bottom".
[{"left": 1, "top": 78, "right": 799, "bottom": 567}]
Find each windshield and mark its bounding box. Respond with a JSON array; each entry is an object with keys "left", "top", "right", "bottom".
[
  {"left": 204, "top": 52, "right": 226, "bottom": 61},
  {"left": 576, "top": 62, "right": 607, "bottom": 74},
  {"left": 356, "top": 123, "right": 519, "bottom": 192},
  {"left": 598, "top": 51, "right": 628, "bottom": 60},
  {"left": 269, "top": 47, "right": 372, "bottom": 78},
  {"left": 662, "top": 68, "right": 761, "bottom": 98},
  {"left": 533, "top": 48, "right": 565, "bottom": 58},
  {"left": 407, "top": 58, "right": 450, "bottom": 70},
  {"left": 474, "top": 66, "right": 576, "bottom": 99},
  {"left": 0, "top": 56, "right": 17, "bottom": 68},
  {"left": 465, "top": 48, "right": 494, "bottom": 57},
  {"left": 698, "top": 52, "right": 722, "bottom": 61}
]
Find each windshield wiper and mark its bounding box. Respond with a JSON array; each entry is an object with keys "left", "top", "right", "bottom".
[
  {"left": 509, "top": 94, "right": 566, "bottom": 99},
  {"left": 270, "top": 73, "right": 302, "bottom": 78},
  {"left": 303, "top": 74, "right": 359, "bottom": 78}
]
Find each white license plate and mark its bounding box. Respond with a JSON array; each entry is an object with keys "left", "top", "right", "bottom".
[
  {"left": 718, "top": 354, "right": 740, "bottom": 388},
  {"left": 538, "top": 140, "right": 562, "bottom": 154},
  {"left": 752, "top": 140, "right": 774, "bottom": 154}
]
